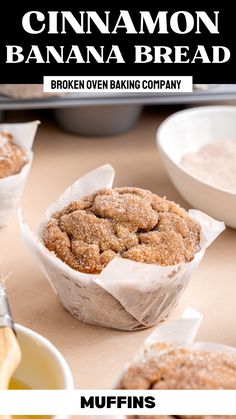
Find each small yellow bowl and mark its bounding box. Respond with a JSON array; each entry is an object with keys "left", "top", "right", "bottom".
[{"left": 11, "top": 324, "right": 73, "bottom": 419}]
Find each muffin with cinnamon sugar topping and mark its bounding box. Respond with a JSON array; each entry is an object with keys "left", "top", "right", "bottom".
[
  {"left": 119, "top": 344, "right": 236, "bottom": 419},
  {"left": 0, "top": 131, "right": 26, "bottom": 179},
  {"left": 43, "top": 187, "right": 200, "bottom": 274},
  {"left": 118, "top": 344, "right": 236, "bottom": 390}
]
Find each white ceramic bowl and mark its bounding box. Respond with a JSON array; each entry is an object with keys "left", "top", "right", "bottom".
[
  {"left": 157, "top": 106, "right": 236, "bottom": 228},
  {"left": 13, "top": 324, "right": 74, "bottom": 418}
]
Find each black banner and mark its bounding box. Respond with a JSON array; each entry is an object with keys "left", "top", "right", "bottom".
[{"left": 0, "top": 1, "right": 234, "bottom": 83}]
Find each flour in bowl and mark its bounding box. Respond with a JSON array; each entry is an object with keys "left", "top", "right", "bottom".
[{"left": 181, "top": 139, "right": 236, "bottom": 193}]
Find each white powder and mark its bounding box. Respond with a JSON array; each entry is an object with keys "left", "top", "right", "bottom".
[{"left": 181, "top": 139, "right": 236, "bottom": 194}]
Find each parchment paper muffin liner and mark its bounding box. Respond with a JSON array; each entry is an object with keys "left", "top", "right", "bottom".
[
  {"left": 114, "top": 306, "right": 236, "bottom": 388},
  {"left": 18, "top": 165, "right": 225, "bottom": 330},
  {"left": 0, "top": 121, "right": 39, "bottom": 227}
]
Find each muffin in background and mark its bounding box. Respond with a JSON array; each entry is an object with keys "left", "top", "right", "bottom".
[
  {"left": 0, "top": 121, "right": 39, "bottom": 227},
  {"left": 0, "top": 131, "right": 26, "bottom": 179},
  {"left": 117, "top": 343, "right": 236, "bottom": 389},
  {"left": 0, "top": 84, "right": 64, "bottom": 99}
]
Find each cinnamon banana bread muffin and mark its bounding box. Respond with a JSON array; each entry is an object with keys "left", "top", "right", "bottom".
[
  {"left": 0, "top": 131, "right": 26, "bottom": 179},
  {"left": 118, "top": 344, "right": 236, "bottom": 390},
  {"left": 43, "top": 187, "right": 201, "bottom": 274}
]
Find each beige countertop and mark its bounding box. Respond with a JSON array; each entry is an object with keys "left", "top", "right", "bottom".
[{"left": 1, "top": 107, "right": 236, "bottom": 390}]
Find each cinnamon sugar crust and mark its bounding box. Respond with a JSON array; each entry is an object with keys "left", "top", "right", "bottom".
[
  {"left": 43, "top": 187, "right": 201, "bottom": 274},
  {"left": 0, "top": 131, "right": 26, "bottom": 179},
  {"left": 118, "top": 346, "right": 236, "bottom": 390}
]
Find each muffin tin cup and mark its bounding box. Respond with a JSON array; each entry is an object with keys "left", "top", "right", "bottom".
[
  {"left": 115, "top": 307, "right": 236, "bottom": 389},
  {"left": 53, "top": 104, "right": 143, "bottom": 136},
  {"left": 19, "top": 165, "right": 225, "bottom": 331},
  {"left": 0, "top": 121, "right": 39, "bottom": 227}
]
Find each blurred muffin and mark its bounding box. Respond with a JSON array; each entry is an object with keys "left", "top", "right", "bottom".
[
  {"left": 0, "top": 84, "right": 64, "bottom": 99},
  {"left": 117, "top": 343, "right": 236, "bottom": 390},
  {"left": 0, "top": 131, "right": 26, "bottom": 179},
  {"left": 43, "top": 187, "right": 200, "bottom": 274}
]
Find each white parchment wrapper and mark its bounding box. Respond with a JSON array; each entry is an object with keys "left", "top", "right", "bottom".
[
  {"left": 18, "top": 165, "right": 225, "bottom": 330},
  {"left": 0, "top": 121, "right": 39, "bottom": 227},
  {"left": 115, "top": 306, "right": 236, "bottom": 389}
]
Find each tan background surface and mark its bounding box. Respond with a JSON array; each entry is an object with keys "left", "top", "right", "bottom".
[{"left": 0, "top": 107, "right": 235, "bottom": 390}]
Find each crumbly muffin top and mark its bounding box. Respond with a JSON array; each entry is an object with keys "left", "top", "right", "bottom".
[
  {"left": 0, "top": 131, "right": 26, "bottom": 179},
  {"left": 118, "top": 345, "right": 236, "bottom": 390},
  {"left": 43, "top": 187, "right": 200, "bottom": 274}
]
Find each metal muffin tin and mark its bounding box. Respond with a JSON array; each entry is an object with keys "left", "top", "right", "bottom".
[
  {"left": 0, "top": 85, "right": 236, "bottom": 135},
  {"left": 54, "top": 104, "right": 143, "bottom": 136}
]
